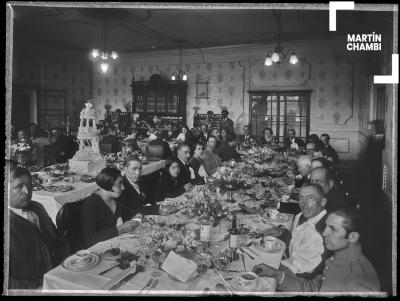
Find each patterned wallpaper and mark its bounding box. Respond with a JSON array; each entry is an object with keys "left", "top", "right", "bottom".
[
  {"left": 92, "top": 62, "right": 246, "bottom": 130},
  {"left": 13, "top": 55, "right": 92, "bottom": 128}
]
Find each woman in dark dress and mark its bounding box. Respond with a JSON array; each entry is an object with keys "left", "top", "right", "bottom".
[
  {"left": 81, "top": 167, "right": 141, "bottom": 248},
  {"left": 189, "top": 142, "right": 207, "bottom": 185},
  {"left": 153, "top": 158, "right": 186, "bottom": 202}
]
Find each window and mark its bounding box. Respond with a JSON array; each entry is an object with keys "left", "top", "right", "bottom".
[{"left": 249, "top": 91, "right": 311, "bottom": 142}]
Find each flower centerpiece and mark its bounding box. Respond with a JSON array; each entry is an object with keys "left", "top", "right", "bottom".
[{"left": 11, "top": 140, "right": 33, "bottom": 166}]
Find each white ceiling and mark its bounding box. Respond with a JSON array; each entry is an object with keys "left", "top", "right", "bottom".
[{"left": 11, "top": 5, "right": 393, "bottom": 54}]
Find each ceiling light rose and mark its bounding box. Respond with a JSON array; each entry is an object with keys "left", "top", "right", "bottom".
[{"left": 289, "top": 52, "right": 298, "bottom": 65}]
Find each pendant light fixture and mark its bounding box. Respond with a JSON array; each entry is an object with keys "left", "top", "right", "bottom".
[
  {"left": 264, "top": 11, "right": 298, "bottom": 67},
  {"left": 90, "top": 22, "right": 118, "bottom": 74},
  {"left": 171, "top": 41, "right": 188, "bottom": 81}
]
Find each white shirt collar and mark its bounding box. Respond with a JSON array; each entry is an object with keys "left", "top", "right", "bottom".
[
  {"left": 126, "top": 176, "right": 140, "bottom": 194},
  {"left": 178, "top": 156, "right": 187, "bottom": 166},
  {"left": 9, "top": 207, "right": 24, "bottom": 218},
  {"left": 305, "top": 209, "right": 327, "bottom": 226}
]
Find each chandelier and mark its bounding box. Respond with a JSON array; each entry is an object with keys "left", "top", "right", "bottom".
[
  {"left": 90, "top": 23, "right": 118, "bottom": 74},
  {"left": 264, "top": 11, "right": 298, "bottom": 67},
  {"left": 171, "top": 41, "right": 188, "bottom": 81}
]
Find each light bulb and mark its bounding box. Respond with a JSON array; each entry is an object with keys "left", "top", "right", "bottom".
[
  {"left": 100, "top": 62, "right": 109, "bottom": 73},
  {"left": 289, "top": 52, "right": 298, "bottom": 65},
  {"left": 101, "top": 52, "right": 108, "bottom": 60},
  {"left": 182, "top": 73, "right": 188, "bottom": 81},
  {"left": 264, "top": 55, "right": 273, "bottom": 66},
  {"left": 111, "top": 51, "right": 118, "bottom": 60},
  {"left": 171, "top": 73, "right": 176, "bottom": 81},
  {"left": 91, "top": 49, "right": 99, "bottom": 58},
  {"left": 272, "top": 51, "right": 280, "bottom": 63}
]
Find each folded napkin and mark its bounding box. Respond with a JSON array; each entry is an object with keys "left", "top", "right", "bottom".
[{"left": 161, "top": 251, "right": 198, "bottom": 283}]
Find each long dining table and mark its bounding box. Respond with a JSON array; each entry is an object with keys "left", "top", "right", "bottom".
[{"left": 32, "top": 160, "right": 165, "bottom": 224}]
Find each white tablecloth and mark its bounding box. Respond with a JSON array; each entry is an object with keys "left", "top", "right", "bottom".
[
  {"left": 42, "top": 211, "right": 293, "bottom": 294},
  {"left": 33, "top": 160, "right": 165, "bottom": 224}
]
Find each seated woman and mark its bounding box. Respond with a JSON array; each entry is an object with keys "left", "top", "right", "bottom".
[
  {"left": 153, "top": 158, "right": 186, "bottom": 202},
  {"left": 176, "top": 125, "right": 195, "bottom": 147},
  {"left": 258, "top": 127, "right": 277, "bottom": 147},
  {"left": 216, "top": 133, "right": 242, "bottom": 162},
  {"left": 31, "top": 128, "right": 52, "bottom": 168},
  {"left": 122, "top": 128, "right": 143, "bottom": 154},
  {"left": 81, "top": 167, "right": 141, "bottom": 248},
  {"left": 189, "top": 142, "right": 208, "bottom": 185}
]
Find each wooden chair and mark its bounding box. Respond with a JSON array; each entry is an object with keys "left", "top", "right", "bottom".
[
  {"left": 56, "top": 200, "right": 85, "bottom": 255},
  {"left": 147, "top": 144, "right": 165, "bottom": 159},
  {"left": 100, "top": 143, "right": 113, "bottom": 154}
]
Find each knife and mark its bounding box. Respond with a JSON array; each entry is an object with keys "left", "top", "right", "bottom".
[
  {"left": 239, "top": 247, "right": 255, "bottom": 260},
  {"left": 146, "top": 279, "right": 159, "bottom": 293},
  {"left": 109, "top": 265, "right": 144, "bottom": 290}
]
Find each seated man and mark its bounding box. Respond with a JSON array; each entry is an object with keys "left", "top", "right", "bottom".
[
  {"left": 211, "top": 128, "right": 222, "bottom": 149},
  {"left": 44, "top": 127, "right": 77, "bottom": 163},
  {"left": 320, "top": 134, "right": 339, "bottom": 165},
  {"left": 197, "top": 124, "right": 210, "bottom": 144},
  {"left": 295, "top": 155, "right": 312, "bottom": 188},
  {"left": 148, "top": 130, "right": 173, "bottom": 159},
  {"left": 101, "top": 127, "right": 121, "bottom": 153},
  {"left": 236, "top": 125, "right": 255, "bottom": 148},
  {"left": 216, "top": 133, "right": 242, "bottom": 162},
  {"left": 253, "top": 207, "right": 381, "bottom": 292},
  {"left": 306, "top": 142, "right": 316, "bottom": 156},
  {"left": 175, "top": 143, "right": 194, "bottom": 190},
  {"left": 8, "top": 162, "right": 68, "bottom": 289},
  {"left": 122, "top": 128, "right": 143, "bottom": 155},
  {"left": 117, "top": 155, "right": 159, "bottom": 222},
  {"left": 256, "top": 184, "right": 332, "bottom": 278},
  {"left": 200, "top": 135, "right": 223, "bottom": 176},
  {"left": 309, "top": 167, "right": 346, "bottom": 212},
  {"left": 284, "top": 129, "right": 306, "bottom": 151},
  {"left": 164, "top": 124, "right": 179, "bottom": 141}
]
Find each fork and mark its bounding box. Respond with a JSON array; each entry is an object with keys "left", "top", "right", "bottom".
[
  {"left": 138, "top": 278, "right": 154, "bottom": 294},
  {"left": 145, "top": 279, "right": 159, "bottom": 294}
]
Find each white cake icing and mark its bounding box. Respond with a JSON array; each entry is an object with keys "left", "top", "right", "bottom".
[{"left": 69, "top": 102, "right": 106, "bottom": 176}]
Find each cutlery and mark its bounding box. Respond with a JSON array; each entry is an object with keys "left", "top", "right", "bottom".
[
  {"left": 146, "top": 279, "right": 159, "bottom": 294},
  {"left": 109, "top": 264, "right": 144, "bottom": 290},
  {"left": 138, "top": 278, "right": 154, "bottom": 294},
  {"left": 99, "top": 262, "right": 120, "bottom": 275},
  {"left": 243, "top": 247, "right": 259, "bottom": 258},
  {"left": 240, "top": 253, "right": 247, "bottom": 272},
  {"left": 239, "top": 247, "right": 255, "bottom": 260},
  {"left": 246, "top": 241, "right": 254, "bottom": 247}
]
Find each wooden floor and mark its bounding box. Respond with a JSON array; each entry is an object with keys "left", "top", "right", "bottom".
[{"left": 342, "top": 164, "right": 393, "bottom": 295}]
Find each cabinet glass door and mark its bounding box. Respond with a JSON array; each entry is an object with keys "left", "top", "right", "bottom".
[
  {"left": 147, "top": 91, "right": 156, "bottom": 113},
  {"left": 168, "top": 94, "right": 179, "bottom": 114},
  {"left": 157, "top": 91, "right": 166, "bottom": 113}
]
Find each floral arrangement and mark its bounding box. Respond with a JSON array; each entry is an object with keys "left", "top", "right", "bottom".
[{"left": 12, "top": 141, "right": 31, "bottom": 155}]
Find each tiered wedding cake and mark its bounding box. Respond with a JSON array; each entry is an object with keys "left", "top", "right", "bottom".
[{"left": 69, "top": 102, "right": 106, "bottom": 176}]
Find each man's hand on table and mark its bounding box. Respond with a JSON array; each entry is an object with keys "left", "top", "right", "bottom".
[
  {"left": 250, "top": 225, "right": 286, "bottom": 238},
  {"left": 253, "top": 263, "right": 284, "bottom": 283},
  {"left": 117, "top": 219, "right": 141, "bottom": 235}
]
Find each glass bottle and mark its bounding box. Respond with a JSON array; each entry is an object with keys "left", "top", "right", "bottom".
[{"left": 229, "top": 214, "right": 239, "bottom": 261}]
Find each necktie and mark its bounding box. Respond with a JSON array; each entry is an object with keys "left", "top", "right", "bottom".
[
  {"left": 23, "top": 210, "right": 41, "bottom": 231},
  {"left": 298, "top": 214, "right": 307, "bottom": 226}
]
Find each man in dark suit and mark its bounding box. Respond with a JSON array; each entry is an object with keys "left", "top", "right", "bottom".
[
  {"left": 284, "top": 129, "right": 306, "bottom": 150},
  {"left": 309, "top": 167, "right": 347, "bottom": 212},
  {"left": 8, "top": 162, "right": 68, "bottom": 289},
  {"left": 236, "top": 125, "right": 256, "bottom": 148},
  {"left": 197, "top": 124, "right": 210, "bottom": 144},
  {"left": 218, "top": 109, "right": 234, "bottom": 134},
  {"left": 148, "top": 130, "right": 173, "bottom": 159},
  {"left": 118, "top": 155, "right": 159, "bottom": 222},
  {"left": 175, "top": 143, "right": 194, "bottom": 190},
  {"left": 217, "top": 133, "right": 242, "bottom": 162},
  {"left": 320, "top": 134, "right": 339, "bottom": 165},
  {"left": 163, "top": 124, "right": 179, "bottom": 141},
  {"left": 44, "top": 127, "right": 77, "bottom": 163},
  {"left": 101, "top": 127, "right": 121, "bottom": 153}
]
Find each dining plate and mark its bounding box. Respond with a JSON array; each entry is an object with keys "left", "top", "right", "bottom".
[
  {"left": 252, "top": 240, "right": 283, "bottom": 253},
  {"left": 263, "top": 213, "right": 289, "bottom": 223},
  {"left": 62, "top": 252, "right": 100, "bottom": 272},
  {"left": 229, "top": 276, "right": 272, "bottom": 292}
]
